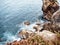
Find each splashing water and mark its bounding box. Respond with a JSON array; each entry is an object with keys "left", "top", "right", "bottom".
[{"left": 3, "top": 31, "right": 21, "bottom": 42}]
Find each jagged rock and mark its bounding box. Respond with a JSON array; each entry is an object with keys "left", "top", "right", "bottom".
[
  {"left": 33, "top": 22, "right": 43, "bottom": 32},
  {"left": 42, "top": 0, "right": 59, "bottom": 21},
  {"left": 43, "top": 22, "right": 60, "bottom": 32},
  {"left": 18, "top": 22, "right": 43, "bottom": 39},
  {"left": 18, "top": 30, "right": 33, "bottom": 39},
  {"left": 52, "top": 9, "right": 60, "bottom": 27}
]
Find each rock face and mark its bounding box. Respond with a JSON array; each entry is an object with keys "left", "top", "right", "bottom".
[
  {"left": 43, "top": 22, "right": 60, "bottom": 32},
  {"left": 52, "top": 9, "right": 60, "bottom": 27},
  {"left": 42, "top": 0, "right": 59, "bottom": 21}
]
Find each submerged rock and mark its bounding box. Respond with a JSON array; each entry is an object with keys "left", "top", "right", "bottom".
[
  {"left": 42, "top": 0, "right": 59, "bottom": 21},
  {"left": 33, "top": 22, "right": 43, "bottom": 32},
  {"left": 24, "top": 21, "right": 30, "bottom": 26}
]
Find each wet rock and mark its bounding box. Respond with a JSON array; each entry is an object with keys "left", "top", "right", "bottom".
[
  {"left": 18, "top": 30, "right": 33, "bottom": 39},
  {"left": 33, "top": 24, "right": 43, "bottom": 32},
  {"left": 32, "top": 22, "right": 43, "bottom": 32},
  {"left": 24, "top": 21, "right": 30, "bottom": 26},
  {"left": 42, "top": 0, "right": 59, "bottom": 21}
]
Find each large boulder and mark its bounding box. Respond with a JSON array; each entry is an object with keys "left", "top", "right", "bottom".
[
  {"left": 18, "top": 30, "right": 33, "bottom": 39},
  {"left": 42, "top": 0, "right": 59, "bottom": 21}
]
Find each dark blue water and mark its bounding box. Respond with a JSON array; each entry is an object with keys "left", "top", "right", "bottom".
[{"left": 0, "top": 0, "right": 60, "bottom": 45}]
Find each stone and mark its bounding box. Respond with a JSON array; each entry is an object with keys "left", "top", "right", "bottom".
[
  {"left": 42, "top": 0, "right": 59, "bottom": 21},
  {"left": 24, "top": 21, "right": 30, "bottom": 26},
  {"left": 52, "top": 9, "right": 60, "bottom": 27},
  {"left": 33, "top": 22, "right": 43, "bottom": 32},
  {"left": 18, "top": 30, "right": 33, "bottom": 39},
  {"left": 33, "top": 25, "right": 43, "bottom": 32},
  {"left": 43, "top": 22, "right": 60, "bottom": 32}
]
